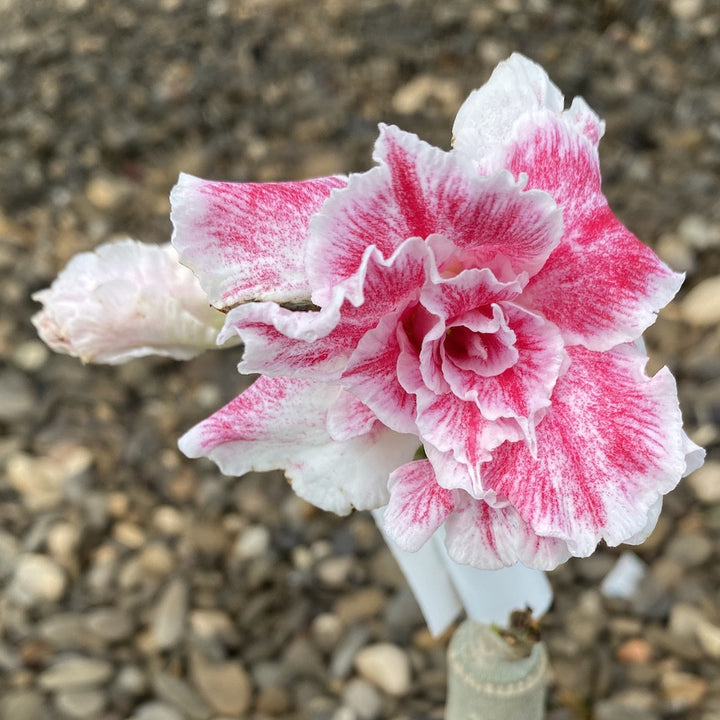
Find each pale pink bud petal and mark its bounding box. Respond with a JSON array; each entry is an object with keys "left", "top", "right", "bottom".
[{"left": 32, "top": 239, "right": 224, "bottom": 364}]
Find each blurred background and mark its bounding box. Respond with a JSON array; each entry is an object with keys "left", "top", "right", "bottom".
[{"left": 1, "top": 1, "right": 719, "bottom": 719}]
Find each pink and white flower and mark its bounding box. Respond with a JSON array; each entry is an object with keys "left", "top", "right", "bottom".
[
  {"left": 33, "top": 54, "right": 704, "bottom": 575},
  {"left": 173, "top": 54, "right": 703, "bottom": 570}
]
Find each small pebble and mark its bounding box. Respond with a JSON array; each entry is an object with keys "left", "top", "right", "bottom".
[
  {"left": 680, "top": 275, "right": 720, "bottom": 327},
  {"left": 0, "top": 690, "right": 49, "bottom": 720},
  {"left": 686, "top": 460, "right": 720, "bottom": 503},
  {"left": 311, "top": 613, "right": 344, "bottom": 652},
  {"left": 256, "top": 685, "right": 292, "bottom": 715},
  {"left": 616, "top": 638, "right": 653, "bottom": 664},
  {"left": 666, "top": 533, "right": 713, "bottom": 567},
  {"left": 342, "top": 677, "right": 383, "bottom": 720},
  {"left": 694, "top": 617, "right": 720, "bottom": 659},
  {"left": 139, "top": 542, "right": 175, "bottom": 576},
  {"left": 330, "top": 625, "right": 370, "bottom": 679},
  {"left": 189, "top": 609, "right": 235, "bottom": 641},
  {"left": 232, "top": 524, "right": 271, "bottom": 561},
  {"left": 47, "top": 522, "right": 81, "bottom": 564},
  {"left": 113, "top": 521, "right": 146, "bottom": 549},
  {"left": 54, "top": 688, "right": 105, "bottom": 719},
  {"left": 354, "top": 643, "right": 411, "bottom": 696},
  {"left": 131, "top": 701, "right": 184, "bottom": 720},
  {"left": 151, "top": 672, "right": 211, "bottom": 720},
  {"left": 0, "top": 369, "right": 36, "bottom": 422},
  {"left": 86, "top": 607, "right": 134, "bottom": 642},
  {"left": 38, "top": 656, "right": 114, "bottom": 690},
  {"left": 660, "top": 670, "right": 708, "bottom": 711},
  {"left": 335, "top": 588, "right": 386, "bottom": 624},
  {"left": 150, "top": 577, "right": 188, "bottom": 650},
  {"left": 0, "top": 530, "right": 20, "bottom": 580},
  {"left": 190, "top": 651, "right": 253, "bottom": 716},
  {"left": 316, "top": 555, "right": 355, "bottom": 587},
  {"left": 152, "top": 506, "right": 186, "bottom": 536},
  {"left": 9, "top": 553, "right": 66, "bottom": 606},
  {"left": 12, "top": 340, "right": 49, "bottom": 371}
]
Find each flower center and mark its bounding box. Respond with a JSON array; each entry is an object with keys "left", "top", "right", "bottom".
[{"left": 442, "top": 306, "right": 518, "bottom": 379}]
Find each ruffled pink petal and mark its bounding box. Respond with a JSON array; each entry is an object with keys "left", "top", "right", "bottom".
[
  {"left": 451, "top": 53, "right": 604, "bottom": 161},
  {"left": 494, "top": 111, "right": 683, "bottom": 350},
  {"left": 170, "top": 173, "right": 346, "bottom": 309},
  {"left": 32, "top": 239, "right": 224, "bottom": 364},
  {"left": 442, "top": 307, "right": 518, "bottom": 378},
  {"left": 341, "top": 311, "right": 419, "bottom": 435},
  {"left": 178, "top": 376, "right": 418, "bottom": 515},
  {"left": 383, "top": 459, "right": 456, "bottom": 552},
  {"left": 307, "top": 124, "right": 562, "bottom": 302},
  {"left": 443, "top": 497, "right": 571, "bottom": 571},
  {"left": 419, "top": 266, "right": 523, "bottom": 321},
  {"left": 223, "top": 236, "right": 432, "bottom": 384},
  {"left": 220, "top": 299, "right": 350, "bottom": 380},
  {"left": 414, "top": 389, "right": 522, "bottom": 492},
  {"left": 442, "top": 304, "right": 566, "bottom": 426},
  {"left": 423, "top": 443, "right": 509, "bottom": 505},
  {"left": 326, "top": 390, "right": 378, "bottom": 442},
  {"left": 480, "top": 344, "right": 689, "bottom": 557}
]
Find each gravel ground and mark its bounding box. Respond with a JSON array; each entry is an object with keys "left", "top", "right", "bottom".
[{"left": 2, "top": 1, "right": 720, "bottom": 719}]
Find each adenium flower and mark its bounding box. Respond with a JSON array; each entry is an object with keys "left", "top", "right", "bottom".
[{"left": 33, "top": 54, "right": 703, "bottom": 575}]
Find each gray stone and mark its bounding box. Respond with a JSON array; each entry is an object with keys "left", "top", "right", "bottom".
[
  {"left": 0, "top": 530, "right": 19, "bottom": 580},
  {"left": 150, "top": 577, "right": 188, "bottom": 650},
  {"left": 54, "top": 688, "right": 105, "bottom": 719},
  {"left": 0, "top": 690, "right": 49, "bottom": 720},
  {"left": 114, "top": 664, "right": 148, "bottom": 697},
  {"left": 316, "top": 555, "right": 355, "bottom": 587},
  {"left": 189, "top": 650, "right": 253, "bottom": 716},
  {"left": 85, "top": 607, "right": 134, "bottom": 642},
  {"left": 594, "top": 695, "right": 659, "bottom": 720},
  {"left": 680, "top": 275, "right": 720, "bottom": 327},
  {"left": 9, "top": 553, "right": 66, "bottom": 606},
  {"left": 38, "top": 656, "right": 113, "bottom": 690},
  {"left": 311, "top": 612, "right": 343, "bottom": 652},
  {"left": 38, "top": 613, "right": 87, "bottom": 650},
  {"left": 330, "top": 625, "right": 370, "bottom": 679},
  {"left": 686, "top": 460, "right": 720, "bottom": 503},
  {"left": 0, "top": 369, "right": 36, "bottom": 421},
  {"left": 694, "top": 617, "right": 720, "bottom": 658},
  {"left": 130, "top": 701, "right": 184, "bottom": 720},
  {"left": 232, "top": 524, "right": 271, "bottom": 561},
  {"left": 151, "top": 671, "right": 211, "bottom": 720},
  {"left": 660, "top": 670, "right": 708, "bottom": 712},
  {"left": 342, "top": 678, "right": 383, "bottom": 720},
  {"left": 666, "top": 533, "right": 713, "bottom": 567},
  {"left": 7, "top": 445, "right": 92, "bottom": 511}
]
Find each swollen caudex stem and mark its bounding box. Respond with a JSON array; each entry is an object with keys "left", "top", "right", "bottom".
[{"left": 446, "top": 617, "right": 548, "bottom": 720}]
